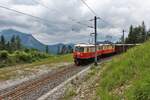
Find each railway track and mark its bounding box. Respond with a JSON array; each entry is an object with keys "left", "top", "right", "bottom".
[
  {"left": 0, "top": 64, "right": 86, "bottom": 100},
  {"left": 0, "top": 56, "right": 114, "bottom": 100}
]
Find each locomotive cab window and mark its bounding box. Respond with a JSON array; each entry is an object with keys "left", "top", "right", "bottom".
[{"left": 75, "top": 47, "right": 84, "bottom": 52}]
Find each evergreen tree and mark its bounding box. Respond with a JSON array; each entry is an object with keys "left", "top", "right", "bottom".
[
  {"left": 61, "top": 45, "right": 67, "bottom": 54},
  {"left": 46, "top": 45, "right": 49, "bottom": 53},
  {"left": 147, "top": 29, "right": 150, "bottom": 38},
  {"left": 133, "top": 27, "right": 141, "bottom": 43},
  {"left": 6, "top": 41, "right": 11, "bottom": 51},
  {"left": 16, "top": 35, "right": 21, "bottom": 50},
  {"left": 0, "top": 35, "right": 6, "bottom": 50},
  {"left": 0, "top": 37, "right": 2, "bottom": 50},
  {"left": 10, "top": 35, "right": 16, "bottom": 51},
  {"left": 68, "top": 45, "right": 73, "bottom": 53},
  {"left": 0, "top": 35, "right": 22, "bottom": 52},
  {"left": 125, "top": 22, "right": 148, "bottom": 44},
  {"left": 126, "top": 25, "right": 133, "bottom": 43}
]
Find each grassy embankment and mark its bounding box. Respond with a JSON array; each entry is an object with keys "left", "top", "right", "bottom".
[
  {"left": 96, "top": 41, "right": 150, "bottom": 100},
  {"left": 30, "top": 53, "right": 73, "bottom": 66}
]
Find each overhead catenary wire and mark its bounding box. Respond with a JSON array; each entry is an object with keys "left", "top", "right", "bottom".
[
  {"left": 33, "top": 0, "right": 117, "bottom": 31},
  {"left": 79, "top": 0, "right": 116, "bottom": 28},
  {"left": 0, "top": 1, "right": 115, "bottom": 32},
  {"left": 0, "top": 4, "right": 84, "bottom": 32},
  {"left": 0, "top": 5, "right": 55, "bottom": 26},
  {"left": 0, "top": 4, "right": 91, "bottom": 30},
  {"left": 80, "top": 0, "right": 108, "bottom": 25},
  {"left": 89, "top": 16, "right": 114, "bottom": 27},
  {"left": 0, "top": 5, "right": 93, "bottom": 38},
  {"left": 80, "top": 0, "right": 97, "bottom": 16},
  {"left": 32, "top": 0, "right": 94, "bottom": 28}
]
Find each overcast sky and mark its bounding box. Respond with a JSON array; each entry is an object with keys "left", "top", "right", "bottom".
[{"left": 0, "top": 0, "right": 150, "bottom": 44}]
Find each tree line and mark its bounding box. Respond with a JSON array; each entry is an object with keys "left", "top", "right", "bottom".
[
  {"left": 118, "top": 21, "right": 150, "bottom": 44},
  {"left": 58, "top": 45, "right": 73, "bottom": 54},
  {"left": 0, "top": 35, "right": 21, "bottom": 52},
  {"left": 0, "top": 35, "right": 49, "bottom": 68},
  {"left": 124, "top": 21, "right": 150, "bottom": 44}
]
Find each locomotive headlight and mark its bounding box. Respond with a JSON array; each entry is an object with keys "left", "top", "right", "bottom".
[{"left": 77, "top": 52, "right": 80, "bottom": 55}]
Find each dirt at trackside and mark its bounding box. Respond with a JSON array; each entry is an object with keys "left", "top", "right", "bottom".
[
  {"left": 0, "top": 62, "right": 72, "bottom": 91},
  {"left": 61, "top": 64, "right": 108, "bottom": 100}
]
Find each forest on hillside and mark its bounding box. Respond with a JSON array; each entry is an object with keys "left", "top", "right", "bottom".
[
  {"left": 0, "top": 35, "right": 49, "bottom": 68},
  {"left": 0, "top": 34, "right": 73, "bottom": 68}
]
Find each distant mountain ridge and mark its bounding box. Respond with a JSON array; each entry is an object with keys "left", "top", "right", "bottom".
[
  {"left": 0, "top": 29, "right": 46, "bottom": 52},
  {"left": 0, "top": 29, "right": 74, "bottom": 54}
]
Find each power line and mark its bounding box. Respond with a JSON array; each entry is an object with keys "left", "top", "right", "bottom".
[
  {"left": 89, "top": 17, "right": 116, "bottom": 28},
  {"left": 31, "top": 1, "right": 74, "bottom": 21},
  {"left": 0, "top": 4, "right": 90, "bottom": 29},
  {"left": 0, "top": 5, "right": 94, "bottom": 38},
  {"left": 33, "top": 0, "right": 115, "bottom": 29},
  {"left": 80, "top": 0, "right": 97, "bottom": 16},
  {"left": 98, "top": 19, "right": 116, "bottom": 28},
  {"left": 32, "top": 0, "right": 93, "bottom": 28},
  {"left": 80, "top": 0, "right": 111, "bottom": 26},
  {"left": 0, "top": 5, "right": 53, "bottom": 26},
  {"left": 79, "top": 0, "right": 115, "bottom": 28},
  {"left": 79, "top": 0, "right": 114, "bottom": 28}
]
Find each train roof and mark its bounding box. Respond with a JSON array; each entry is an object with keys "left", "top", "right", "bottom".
[
  {"left": 75, "top": 44, "right": 95, "bottom": 47},
  {"left": 75, "top": 43, "right": 113, "bottom": 47},
  {"left": 114, "top": 44, "right": 141, "bottom": 46},
  {"left": 75, "top": 43, "right": 141, "bottom": 47}
]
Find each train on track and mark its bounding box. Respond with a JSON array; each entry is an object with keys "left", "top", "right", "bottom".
[{"left": 73, "top": 43, "right": 139, "bottom": 65}]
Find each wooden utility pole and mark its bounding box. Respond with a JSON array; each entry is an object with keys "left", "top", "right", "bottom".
[{"left": 94, "top": 16, "right": 98, "bottom": 66}]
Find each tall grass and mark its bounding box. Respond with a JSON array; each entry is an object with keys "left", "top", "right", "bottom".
[{"left": 96, "top": 41, "right": 150, "bottom": 100}]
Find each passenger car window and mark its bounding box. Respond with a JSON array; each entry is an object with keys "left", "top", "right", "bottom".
[{"left": 87, "top": 47, "right": 89, "bottom": 52}]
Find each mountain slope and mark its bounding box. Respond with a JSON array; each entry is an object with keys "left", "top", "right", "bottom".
[
  {"left": 0, "top": 29, "right": 74, "bottom": 54},
  {"left": 0, "top": 29, "right": 46, "bottom": 51}
]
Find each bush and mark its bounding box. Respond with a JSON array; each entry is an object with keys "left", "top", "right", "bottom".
[
  {"left": 0, "top": 63, "right": 7, "bottom": 68},
  {"left": 32, "top": 51, "right": 48, "bottom": 58},
  {"left": 0, "top": 49, "right": 49, "bottom": 68},
  {"left": 0, "top": 50, "right": 9, "bottom": 59},
  {"left": 14, "top": 51, "right": 32, "bottom": 62}
]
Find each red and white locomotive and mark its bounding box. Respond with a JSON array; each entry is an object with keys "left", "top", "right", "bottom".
[{"left": 73, "top": 43, "right": 115, "bottom": 65}]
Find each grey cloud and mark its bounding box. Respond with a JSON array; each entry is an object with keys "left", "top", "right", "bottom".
[
  {"left": 0, "top": 0, "right": 150, "bottom": 44},
  {"left": 11, "top": 0, "right": 37, "bottom": 5}
]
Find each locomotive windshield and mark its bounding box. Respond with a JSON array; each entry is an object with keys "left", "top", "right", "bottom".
[{"left": 75, "top": 47, "right": 84, "bottom": 52}]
